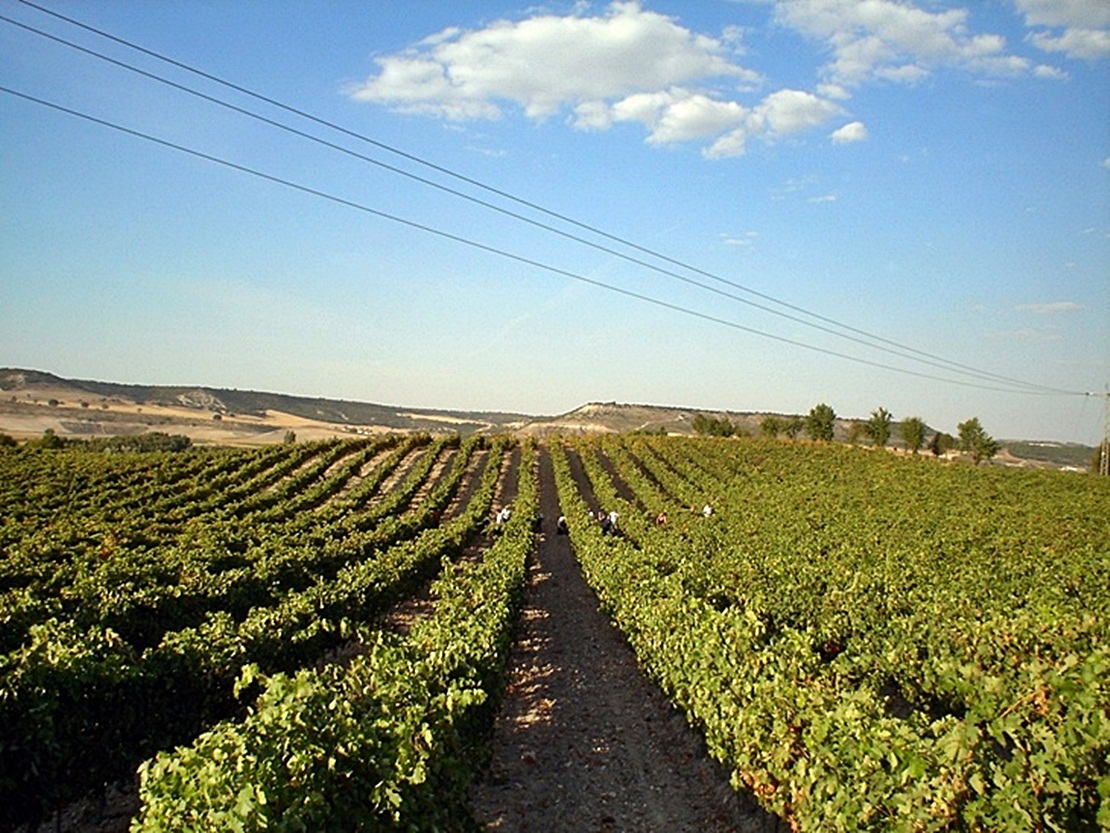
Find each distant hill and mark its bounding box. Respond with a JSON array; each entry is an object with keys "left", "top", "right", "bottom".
[
  {"left": 518, "top": 401, "right": 797, "bottom": 437},
  {"left": 0, "top": 368, "right": 1097, "bottom": 469},
  {"left": 999, "top": 440, "right": 1097, "bottom": 471},
  {"left": 0, "top": 368, "right": 535, "bottom": 440},
  {"left": 519, "top": 401, "right": 927, "bottom": 444}
]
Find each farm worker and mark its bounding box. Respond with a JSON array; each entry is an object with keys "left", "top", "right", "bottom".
[
  {"left": 496, "top": 506, "right": 512, "bottom": 525},
  {"left": 608, "top": 510, "right": 619, "bottom": 531},
  {"left": 556, "top": 515, "right": 568, "bottom": 535},
  {"left": 655, "top": 511, "right": 667, "bottom": 525},
  {"left": 702, "top": 503, "right": 713, "bottom": 518}
]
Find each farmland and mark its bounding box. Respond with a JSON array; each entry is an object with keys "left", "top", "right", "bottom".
[
  {"left": 557, "top": 435, "right": 1110, "bottom": 830},
  {"left": 0, "top": 434, "right": 1107, "bottom": 830}
]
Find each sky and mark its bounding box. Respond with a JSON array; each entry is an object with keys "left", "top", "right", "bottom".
[{"left": 1, "top": 0, "right": 1107, "bottom": 443}]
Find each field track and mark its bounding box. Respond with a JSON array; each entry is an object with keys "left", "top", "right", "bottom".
[{"left": 469, "top": 449, "right": 782, "bottom": 831}]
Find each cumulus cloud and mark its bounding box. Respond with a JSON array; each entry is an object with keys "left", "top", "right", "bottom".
[
  {"left": 702, "top": 89, "right": 843, "bottom": 157},
  {"left": 348, "top": 1, "right": 846, "bottom": 157},
  {"left": 1033, "top": 63, "right": 1069, "bottom": 79},
  {"left": 772, "top": 0, "right": 1045, "bottom": 89},
  {"left": 350, "top": 3, "right": 757, "bottom": 119},
  {"left": 1016, "top": 0, "right": 1110, "bottom": 29},
  {"left": 830, "top": 120, "right": 868, "bottom": 143},
  {"left": 347, "top": 1, "right": 1101, "bottom": 158},
  {"left": 1015, "top": 0, "right": 1110, "bottom": 58},
  {"left": 1029, "top": 27, "right": 1110, "bottom": 59},
  {"left": 605, "top": 89, "right": 750, "bottom": 144}
]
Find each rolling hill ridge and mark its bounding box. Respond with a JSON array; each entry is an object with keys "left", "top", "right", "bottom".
[{"left": 0, "top": 368, "right": 1096, "bottom": 469}]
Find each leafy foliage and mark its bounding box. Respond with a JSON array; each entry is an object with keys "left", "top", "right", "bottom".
[
  {"left": 899, "top": 415, "right": 927, "bottom": 454},
  {"left": 805, "top": 403, "right": 836, "bottom": 442},
  {"left": 0, "top": 434, "right": 531, "bottom": 829},
  {"left": 864, "top": 407, "right": 892, "bottom": 448},
  {"left": 134, "top": 442, "right": 537, "bottom": 830},
  {"left": 692, "top": 413, "right": 738, "bottom": 437},
  {"left": 553, "top": 435, "right": 1110, "bottom": 831},
  {"left": 958, "top": 417, "right": 1001, "bottom": 464}
]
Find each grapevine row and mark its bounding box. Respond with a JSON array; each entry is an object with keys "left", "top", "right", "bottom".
[
  {"left": 0, "top": 434, "right": 511, "bottom": 827},
  {"left": 554, "top": 436, "right": 1110, "bottom": 831},
  {"left": 133, "top": 441, "right": 538, "bottom": 830}
]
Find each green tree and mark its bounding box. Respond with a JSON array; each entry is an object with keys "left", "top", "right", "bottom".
[
  {"left": 899, "top": 416, "right": 927, "bottom": 454},
  {"left": 865, "top": 407, "right": 893, "bottom": 448},
  {"left": 783, "top": 416, "right": 804, "bottom": 440},
  {"left": 929, "top": 431, "right": 956, "bottom": 457},
  {"left": 846, "top": 422, "right": 867, "bottom": 446},
  {"left": 805, "top": 403, "right": 836, "bottom": 442},
  {"left": 957, "top": 417, "right": 1000, "bottom": 465},
  {"left": 692, "top": 414, "right": 736, "bottom": 437},
  {"left": 33, "top": 428, "right": 65, "bottom": 450},
  {"left": 760, "top": 416, "right": 783, "bottom": 439}
]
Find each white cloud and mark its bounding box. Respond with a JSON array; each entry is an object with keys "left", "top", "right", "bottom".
[
  {"left": 1015, "top": 0, "right": 1110, "bottom": 59},
  {"left": 772, "top": 0, "right": 1046, "bottom": 88},
  {"left": 830, "top": 120, "right": 868, "bottom": 143},
  {"left": 349, "top": 1, "right": 849, "bottom": 157},
  {"left": 751, "top": 88, "right": 842, "bottom": 133},
  {"left": 348, "top": 1, "right": 1099, "bottom": 159},
  {"left": 700, "top": 89, "right": 842, "bottom": 157},
  {"left": 1029, "top": 27, "right": 1110, "bottom": 59},
  {"left": 1033, "top": 63, "right": 1069, "bottom": 79},
  {"left": 706, "top": 129, "right": 751, "bottom": 158},
  {"left": 1014, "top": 0, "right": 1110, "bottom": 30},
  {"left": 721, "top": 230, "right": 760, "bottom": 248},
  {"left": 1013, "top": 301, "right": 1084, "bottom": 313},
  {"left": 350, "top": 2, "right": 758, "bottom": 121},
  {"left": 647, "top": 93, "right": 750, "bottom": 143},
  {"left": 602, "top": 88, "right": 750, "bottom": 144}
]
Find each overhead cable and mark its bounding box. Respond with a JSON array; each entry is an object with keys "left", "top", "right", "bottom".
[
  {"left": 7, "top": 0, "right": 1083, "bottom": 398},
  {"left": 0, "top": 83, "right": 1075, "bottom": 397}
]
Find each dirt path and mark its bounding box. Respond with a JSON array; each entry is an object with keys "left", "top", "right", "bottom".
[{"left": 468, "top": 449, "right": 782, "bottom": 832}]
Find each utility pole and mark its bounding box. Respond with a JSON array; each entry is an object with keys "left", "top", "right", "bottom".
[
  {"left": 1102, "top": 387, "right": 1110, "bottom": 477},
  {"left": 1093, "top": 386, "right": 1110, "bottom": 477}
]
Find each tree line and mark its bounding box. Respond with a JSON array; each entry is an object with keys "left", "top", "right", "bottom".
[
  {"left": 0, "top": 429, "right": 193, "bottom": 453},
  {"left": 692, "top": 405, "right": 1002, "bottom": 464}
]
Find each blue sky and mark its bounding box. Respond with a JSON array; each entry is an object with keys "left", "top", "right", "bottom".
[{"left": 1, "top": 1, "right": 1107, "bottom": 442}]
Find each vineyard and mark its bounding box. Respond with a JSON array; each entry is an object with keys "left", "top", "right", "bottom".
[
  {"left": 1, "top": 434, "right": 1107, "bottom": 830},
  {"left": 554, "top": 435, "right": 1110, "bottom": 831},
  {"left": 1, "top": 434, "right": 536, "bottom": 831}
]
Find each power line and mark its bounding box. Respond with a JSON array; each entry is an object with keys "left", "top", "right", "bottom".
[
  {"left": 7, "top": 0, "right": 1084, "bottom": 398},
  {"left": 2, "top": 11, "right": 1049, "bottom": 395},
  {"left": 0, "top": 83, "right": 1069, "bottom": 397}
]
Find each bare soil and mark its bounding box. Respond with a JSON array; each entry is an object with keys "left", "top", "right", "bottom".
[{"left": 468, "top": 449, "right": 782, "bottom": 832}]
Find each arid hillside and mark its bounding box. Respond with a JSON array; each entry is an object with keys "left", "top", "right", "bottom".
[{"left": 0, "top": 368, "right": 1095, "bottom": 469}]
